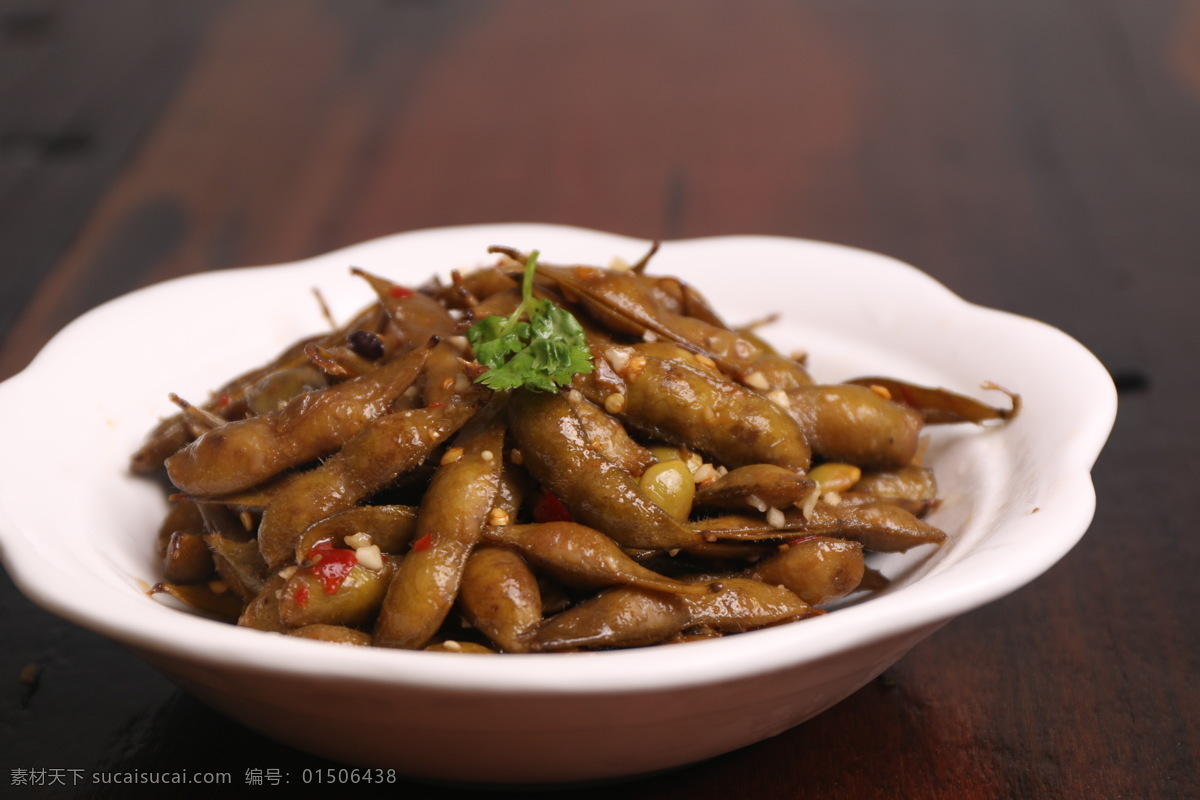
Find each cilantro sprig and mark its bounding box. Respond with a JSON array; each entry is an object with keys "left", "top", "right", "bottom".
[{"left": 466, "top": 251, "right": 593, "bottom": 392}]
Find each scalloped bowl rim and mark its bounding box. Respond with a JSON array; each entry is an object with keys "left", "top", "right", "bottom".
[{"left": 0, "top": 223, "right": 1115, "bottom": 698}]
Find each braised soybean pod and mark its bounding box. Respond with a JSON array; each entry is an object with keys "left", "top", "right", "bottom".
[{"left": 139, "top": 245, "right": 1018, "bottom": 652}]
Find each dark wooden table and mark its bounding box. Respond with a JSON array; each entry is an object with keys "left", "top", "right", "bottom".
[{"left": 2, "top": 1, "right": 1197, "bottom": 797}]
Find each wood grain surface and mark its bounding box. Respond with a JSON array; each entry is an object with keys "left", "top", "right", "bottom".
[{"left": 2, "top": 1, "right": 1197, "bottom": 797}]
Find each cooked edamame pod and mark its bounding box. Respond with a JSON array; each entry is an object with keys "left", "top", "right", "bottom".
[
  {"left": 691, "top": 502, "right": 946, "bottom": 552},
  {"left": 279, "top": 551, "right": 398, "bottom": 629},
  {"left": 694, "top": 464, "right": 816, "bottom": 512},
  {"left": 165, "top": 341, "right": 434, "bottom": 496},
  {"left": 258, "top": 399, "right": 478, "bottom": 568},
  {"left": 565, "top": 390, "right": 656, "bottom": 477},
  {"left": 294, "top": 505, "right": 418, "bottom": 562},
  {"left": 482, "top": 522, "right": 711, "bottom": 596},
  {"left": 374, "top": 402, "right": 506, "bottom": 649},
  {"left": 238, "top": 571, "right": 290, "bottom": 632},
  {"left": 852, "top": 464, "right": 938, "bottom": 504},
  {"left": 746, "top": 537, "right": 865, "bottom": 606},
  {"left": 246, "top": 364, "right": 328, "bottom": 415},
  {"left": 457, "top": 545, "right": 542, "bottom": 653},
  {"left": 681, "top": 578, "right": 817, "bottom": 633},
  {"left": 507, "top": 389, "right": 701, "bottom": 551},
  {"left": 534, "top": 586, "right": 692, "bottom": 651},
  {"left": 786, "top": 384, "right": 923, "bottom": 469},
  {"left": 163, "top": 531, "right": 216, "bottom": 584},
  {"left": 608, "top": 352, "right": 811, "bottom": 472},
  {"left": 846, "top": 377, "right": 1020, "bottom": 424},
  {"left": 351, "top": 267, "right": 459, "bottom": 339}
]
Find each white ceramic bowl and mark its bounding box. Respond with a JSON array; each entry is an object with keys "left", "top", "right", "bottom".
[{"left": 0, "top": 224, "right": 1115, "bottom": 784}]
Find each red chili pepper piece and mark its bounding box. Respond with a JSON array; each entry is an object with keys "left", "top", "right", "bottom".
[
  {"left": 532, "top": 491, "right": 573, "bottom": 523},
  {"left": 293, "top": 581, "right": 309, "bottom": 608},
  {"left": 412, "top": 533, "right": 434, "bottom": 551},
  {"left": 388, "top": 286, "right": 414, "bottom": 299},
  {"left": 305, "top": 543, "right": 358, "bottom": 595}
]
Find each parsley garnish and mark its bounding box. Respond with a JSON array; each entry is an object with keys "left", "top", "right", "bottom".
[{"left": 466, "top": 250, "right": 593, "bottom": 392}]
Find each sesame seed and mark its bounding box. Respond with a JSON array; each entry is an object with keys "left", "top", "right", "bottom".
[
  {"left": 488, "top": 507, "right": 511, "bottom": 526},
  {"left": 442, "top": 640, "right": 463, "bottom": 652},
  {"left": 480, "top": 449, "right": 495, "bottom": 462},
  {"left": 869, "top": 384, "right": 892, "bottom": 401},
  {"left": 604, "top": 393, "right": 626, "bottom": 414},
  {"left": 567, "top": 389, "right": 583, "bottom": 404},
  {"left": 766, "top": 507, "right": 786, "bottom": 529},
  {"left": 746, "top": 494, "right": 768, "bottom": 513},
  {"left": 767, "top": 389, "right": 791, "bottom": 408},
  {"left": 694, "top": 354, "right": 717, "bottom": 370},
  {"left": 643, "top": 330, "right": 659, "bottom": 342},
  {"left": 441, "top": 447, "right": 465, "bottom": 465}
]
